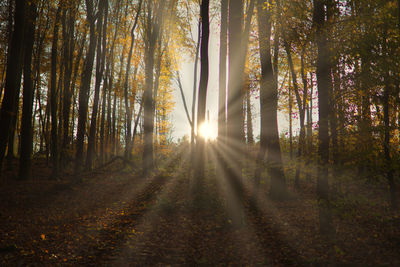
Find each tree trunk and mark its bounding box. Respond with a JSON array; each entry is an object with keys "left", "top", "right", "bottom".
[
  {"left": 227, "top": 0, "right": 245, "bottom": 181},
  {"left": 246, "top": 86, "right": 254, "bottom": 144},
  {"left": 122, "top": 0, "right": 142, "bottom": 162},
  {"left": 218, "top": 0, "right": 228, "bottom": 151},
  {"left": 18, "top": 1, "right": 37, "bottom": 180},
  {"left": 86, "top": 0, "right": 107, "bottom": 170},
  {"left": 195, "top": 0, "right": 210, "bottom": 186},
  {"left": 191, "top": 20, "right": 201, "bottom": 167},
  {"left": 75, "top": 0, "right": 97, "bottom": 175},
  {"left": 254, "top": 0, "right": 287, "bottom": 199},
  {"left": 0, "top": 0, "right": 26, "bottom": 172},
  {"left": 283, "top": 37, "right": 307, "bottom": 188},
  {"left": 60, "top": 5, "right": 76, "bottom": 169},
  {"left": 50, "top": 4, "right": 62, "bottom": 178},
  {"left": 143, "top": 1, "right": 156, "bottom": 176},
  {"left": 288, "top": 72, "right": 293, "bottom": 160},
  {"left": 313, "top": 0, "right": 335, "bottom": 237}
]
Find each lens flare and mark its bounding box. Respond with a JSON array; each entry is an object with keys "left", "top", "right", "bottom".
[{"left": 199, "top": 122, "right": 217, "bottom": 141}]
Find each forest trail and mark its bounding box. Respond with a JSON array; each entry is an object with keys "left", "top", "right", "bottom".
[
  {"left": 1, "top": 151, "right": 399, "bottom": 266},
  {"left": 0, "top": 152, "right": 304, "bottom": 266}
]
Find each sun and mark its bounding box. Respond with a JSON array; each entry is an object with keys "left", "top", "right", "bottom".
[{"left": 199, "top": 122, "right": 217, "bottom": 141}]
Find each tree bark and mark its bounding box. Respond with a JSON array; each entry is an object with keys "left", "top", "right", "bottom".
[
  {"left": 143, "top": 1, "right": 167, "bottom": 176},
  {"left": 246, "top": 85, "right": 254, "bottom": 144},
  {"left": 122, "top": 0, "right": 142, "bottom": 162},
  {"left": 0, "top": 0, "right": 26, "bottom": 172},
  {"left": 218, "top": 0, "right": 228, "bottom": 150},
  {"left": 191, "top": 20, "right": 201, "bottom": 166},
  {"left": 86, "top": 0, "right": 107, "bottom": 170},
  {"left": 227, "top": 0, "right": 245, "bottom": 181},
  {"left": 18, "top": 1, "right": 37, "bottom": 180},
  {"left": 313, "top": 0, "right": 335, "bottom": 237},
  {"left": 143, "top": 1, "right": 157, "bottom": 176},
  {"left": 254, "top": 0, "right": 287, "bottom": 199},
  {"left": 60, "top": 4, "right": 77, "bottom": 169},
  {"left": 75, "top": 0, "right": 98, "bottom": 175},
  {"left": 50, "top": 4, "right": 62, "bottom": 178},
  {"left": 195, "top": 0, "right": 210, "bottom": 185}
]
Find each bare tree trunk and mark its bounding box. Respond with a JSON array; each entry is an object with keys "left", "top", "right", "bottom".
[
  {"left": 143, "top": 1, "right": 156, "bottom": 176},
  {"left": 283, "top": 37, "right": 307, "bottom": 188},
  {"left": 176, "top": 72, "right": 193, "bottom": 127},
  {"left": 75, "top": 0, "right": 98, "bottom": 175},
  {"left": 50, "top": 4, "right": 62, "bottom": 179},
  {"left": 246, "top": 86, "right": 254, "bottom": 144},
  {"left": 60, "top": 4, "right": 77, "bottom": 169},
  {"left": 122, "top": 0, "right": 142, "bottom": 162},
  {"left": 218, "top": 0, "right": 228, "bottom": 150},
  {"left": 382, "top": 28, "right": 397, "bottom": 209},
  {"left": 86, "top": 0, "right": 107, "bottom": 170},
  {"left": 227, "top": 0, "right": 245, "bottom": 182},
  {"left": 0, "top": 0, "right": 26, "bottom": 172},
  {"left": 191, "top": 20, "right": 201, "bottom": 167},
  {"left": 288, "top": 73, "right": 293, "bottom": 160},
  {"left": 313, "top": 0, "right": 335, "bottom": 237},
  {"left": 18, "top": 1, "right": 37, "bottom": 180},
  {"left": 195, "top": 0, "right": 210, "bottom": 186},
  {"left": 143, "top": 1, "right": 167, "bottom": 176},
  {"left": 254, "top": 0, "right": 287, "bottom": 199}
]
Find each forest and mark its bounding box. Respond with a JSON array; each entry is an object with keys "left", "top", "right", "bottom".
[{"left": 0, "top": 0, "right": 400, "bottom": 265}]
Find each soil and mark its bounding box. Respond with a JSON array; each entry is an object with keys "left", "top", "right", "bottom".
[{"left": 0, "top": 155, "right": 399, "bottom": 266}]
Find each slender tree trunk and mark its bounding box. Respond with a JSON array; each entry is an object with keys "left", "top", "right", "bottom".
[
  {"left": 294, "top": 49, "right": 308, "bottom": 187},
  {"left": 227, "top": 0, "right": 245, "bottom": 182},
  {"left": 0, "top": 0, "right": 26, "bottom": 172},
  {"left": 86, "top": 0, "right": 107, "bottom": 170},
  {"left": 383, "top": 78, "right": 396, "bottom": 209},
  {"left": 246, "top": 86, "right": 254, "bottom": 144},
  {"left": 75, "top": 0, "right": 97, "bottom": 175},
  {"left": 142, "top": 0, "right": 167, "bottom": 176},
  {"left": 6, "top": 88, "right": 20, "bottom": 169},
  {"left": 191, "top": 20, "right": 201, "bottom": 167},
  {"left": 283, "top": 37, "right": 307, "bottom": 188},
  {"left": 18, "top": 2, "right": 37, "bottom": 180},
  {"left": 308, "top": 72, "right": 314, "bottom": 157},
  {"left": 382, "top": 27, "right": 397, "bottom": 209},
  {"left": 143, "top": 1, "right": 156, "bottom": 176},
  {"left": 176, "top": 72, "right": 193, "bottom": 127},
  {"left": 288, "top": 73, "right": 293, "bottom": 160},
  {"left": 313, "top": 0, "right": 335, "bottom": 237},
  {"left": 152, "top": 38, "right": 163, "bottom": 165},
  {"left": 195, "top": 0, "right": 210, "bottom": 186},
  {"left": 218, "top": 0, "right": 228, "bottom": 152},
  {"left": 50, "top": 4, "right": 62, "bottom": 178},
  {"left": 60, "top": 5, "right": 76, "bottom": 169},
  {"left": 122, "top": 0, "right": 142, "bottom": 162},
  {"left": 254, "top": 0, "right": 287, "bottom": 199}
]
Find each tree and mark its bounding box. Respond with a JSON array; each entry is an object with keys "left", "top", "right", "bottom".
[
  {"left": 143, "top": 0, "right": 167, "bottom": 176},
  {"left": 0, "top": 0, "right": 26, "bottom": 172},
  {"left": 254, "top": 0, "right": 287, "bottom": 199},
  {"left": 75, "top": 0, "right": 99, "bottom": 175},
  {"left": 49, "top": 3, "right": 61, "bottom": 178},
  {"left": 86, "top": 0, "right": 107, "bottom": 170},
  {"left": 313, "top": 0, "right": 335, "bottom": 237},
  {"left": 60, "top": 1, "right": 78, "bottom": 170},
  {"left": 195, "top": 0, "right": 210, "bottom": 185},
  {"left": 18, "top": 0, "right": 37, "bottom": 180},
  {"left": 218, "top": 0, "right": 228, "bottom": 151},
  {"left": 226, "top": 0, "right": 244, "bottom": 181}
]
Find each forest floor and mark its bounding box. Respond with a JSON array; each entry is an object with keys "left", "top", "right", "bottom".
[{"left": 0, "top": 151, "right": 400, "bottom": 266}]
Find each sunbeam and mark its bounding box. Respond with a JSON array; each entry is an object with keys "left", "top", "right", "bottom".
[{"left": 198, "top": 121, "right": 217, "bottom": 141}]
